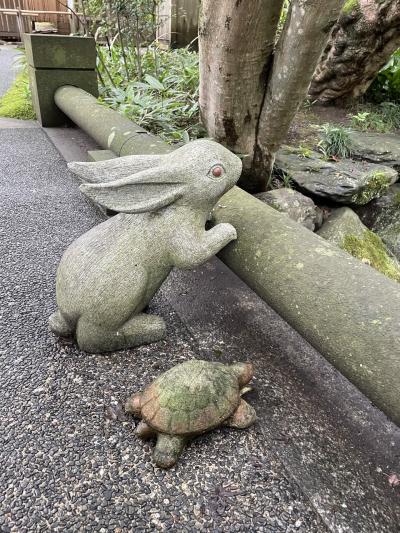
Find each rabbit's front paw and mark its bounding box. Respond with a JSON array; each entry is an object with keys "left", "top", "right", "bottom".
[{"left": 216, "top": 222, "right": 237, "bottom": 242}]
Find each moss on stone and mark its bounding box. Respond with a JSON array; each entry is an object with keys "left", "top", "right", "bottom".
[
  {"left": 352, "top": 171, "right": 391, "bottom": 205},
  {"left": 342, "top": 0, "right": 359, "bottom": 14},
  {"left": 0, "top": 71, "right": 35, "bottom": 120},
  {"left": 393, "top": 191, "right": 400, "bottom": 207},
  {"left": 343, "top": 230, "right": 400, "bottom": 282}
]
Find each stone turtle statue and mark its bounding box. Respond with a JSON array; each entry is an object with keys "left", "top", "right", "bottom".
[
  {"left": 49, "top": 140, "right": 242, "bottom": 353},
  {"left": 125, "top": 360, "right": 257, "bottom": 468}
]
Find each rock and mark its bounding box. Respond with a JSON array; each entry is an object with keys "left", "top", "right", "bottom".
[
  {"left": 275, "top": 146, "right": 398, "bottom": 205},
  {"left": 350, "top": 131, "right": 400, "bottom": 170},
  {"left": 356, "top": 184, "right": 400, "bottom": 261},
  {"left": 255, "top": 188, "right": 323, "bottom": 231},
  {"left": 317, "top": 207, "right": 366, "bottom": 246},
  {"left": 317, "top": 207, "right": 400, "bottom": 282}
]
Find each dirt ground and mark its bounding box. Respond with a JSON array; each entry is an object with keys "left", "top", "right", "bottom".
[{"left": 286, "top": 102, "right": 399, "bottom": 149}]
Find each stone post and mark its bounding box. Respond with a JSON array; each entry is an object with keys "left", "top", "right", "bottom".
[{"left": 24, "top": 34, "right": 98, "bottom": 126}]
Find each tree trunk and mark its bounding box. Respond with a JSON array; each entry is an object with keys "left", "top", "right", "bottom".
[
  {"left": 255, "top": 0, "right": 346, "bottom": 189},
  {"left": 310, "top": 0, "right": 400, "bottom": 103},
  {"left": 199, "top": 0, "right": 345, "bottom": 192},
  {"left": 199, "top": 0, "right": 284, "bottom": 161}
]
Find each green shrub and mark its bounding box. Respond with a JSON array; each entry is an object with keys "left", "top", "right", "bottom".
[
  {"left": 0, "top": 70, "right": 35, "bottom": 120},
  {"left": 318, "top": 123, "right": 353, "bottom": 158},
  {"left": 366, "top": 49, "right": 400, "bottom": 103},
  {"left": 350, "top": 102, "right": 400, "bottom": 133},
  {"left": 98, "top": 45, "right": 202, "bottom": 143}
]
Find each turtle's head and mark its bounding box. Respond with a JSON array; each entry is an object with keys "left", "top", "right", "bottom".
[
  {"left": 230, "top": 362, "right": 254, "bottom": 387},
  {"left": 125, "top": 392, "right": 142, "bottom": 417}
]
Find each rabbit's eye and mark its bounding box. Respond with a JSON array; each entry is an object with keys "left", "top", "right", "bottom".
[{"left": 210, "top": 165, "right": 224, "bottom": 179}]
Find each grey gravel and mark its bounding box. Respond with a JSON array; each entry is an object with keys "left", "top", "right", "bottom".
[
  {"left": 0, "top": 126, "right": 323, "bottom": 531},
  {"left": 0, "top": 45, "right": 21, "bottom": 96},
  {"left": 1, "top": 124, "right": 399, "bottom": 532}
]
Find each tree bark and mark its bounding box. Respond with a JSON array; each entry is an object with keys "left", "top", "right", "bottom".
[
  {"left": 310, "top": 0, "right": 400, "bottom": 103},
  {"left": 199, "top": 0, "right": 345, "bottom": 192},
  {"left": 254, "top": 0, "right": 346, "bottom": 190},
  {"left": 199, "top": 0, "right": 284, "bottom": 159}
]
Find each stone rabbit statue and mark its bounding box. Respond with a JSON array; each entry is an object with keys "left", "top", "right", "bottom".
[{"left": 49, "top": 139, "right": 242, "bottom": 353}]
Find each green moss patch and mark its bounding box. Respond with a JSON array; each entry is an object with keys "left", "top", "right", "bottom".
[
  {"left": 342, "top": 0, "right": 359, "bottom": 14},
  {"left": 343, "top": 230, "right": 400, "bottom": 282},
  {"left": 393, "top": 191, "right": 400, "bottom": 207},
  {"left": 352, "top": 171, "right": 392, "bottom": 205},
  {"left": 0, "top": 71, "right": 35, "bottom": 120}
]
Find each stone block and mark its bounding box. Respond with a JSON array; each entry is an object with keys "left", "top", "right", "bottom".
[
  {"left": 28, "top": 66, "right": 98, "bottom": 127},
  {"left": 24, "top": 34, "right": 98, "bottom": 126},
  {"left": 24, "top": 34, "right": 96, "bottom": 70}
]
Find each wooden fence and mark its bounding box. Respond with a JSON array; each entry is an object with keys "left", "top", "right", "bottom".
[
  {"left": 157, "top": 0, "right": 199, "bottom": 49},
  {"left": 0, "top": 0, "right": 71, "bottom": 40}
]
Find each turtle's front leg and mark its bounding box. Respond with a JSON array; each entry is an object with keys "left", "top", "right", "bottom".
[
  {"left": 136, "top": 421, "right": 156, "bottom": 440},
  {"left": 153, "top": 434, "right": 187, "bottom": 468},
  {"left": 225, "top": 399, "right": 257, "bottom": 429}
]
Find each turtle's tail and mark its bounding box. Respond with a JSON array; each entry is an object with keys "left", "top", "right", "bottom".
[{"left": 49, "top": 310, "right": 75, "bottom": 337}]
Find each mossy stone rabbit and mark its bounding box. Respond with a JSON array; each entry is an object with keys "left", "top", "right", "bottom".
[{"left": 49, "top": 140, "right": 242, "bottom": 353}]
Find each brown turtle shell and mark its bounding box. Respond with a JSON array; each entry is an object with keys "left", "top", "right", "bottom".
[{"left": 140, "top": 360, "right": 240, "bottom": 436}]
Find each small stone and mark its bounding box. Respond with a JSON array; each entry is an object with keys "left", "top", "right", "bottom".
[
  {"left": 275, "top": 146, "right": 397, "bottom": 205},
  {"left": 103, "top": 490, "right": 112, "bottom": 501},
  {"left": 256, "top": 188, "right": 323, "bottom": 231}
]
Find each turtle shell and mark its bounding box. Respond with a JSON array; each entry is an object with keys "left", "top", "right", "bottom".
[{"left": 140, "top": 360, "right": 240, "bottom": 436}]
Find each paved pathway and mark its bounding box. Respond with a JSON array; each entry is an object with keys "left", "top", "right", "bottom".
[
  {"left": 0, "top": 120, "right": 399, "bottom": 532},
  {"left": 0, "top": 45, "right": 21, "bottom": 96}
]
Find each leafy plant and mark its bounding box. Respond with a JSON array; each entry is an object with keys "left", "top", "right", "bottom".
[
  {"left": 350, "top": 111, "right": 387, "bottom": 133},
  {"left": 350, "top": 102, "right": 400, "bottom": 133},
  {"left": 318, "top": 123, "right": 353, "bottom": 159},
  {"left": 297, "top": 145, "right": 313, "bottom": 159},
  {"left": 98, "top": 45, "right": 203, "bottom": 143},
  {"left": 270, "top": 165, "right": 294, "bottom": 190},
  {"left": 367, "top": 48, "right": 400, "bottom": 103}
]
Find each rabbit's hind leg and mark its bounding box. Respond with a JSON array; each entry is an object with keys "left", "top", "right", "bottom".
[
  {"left": 49, "top": 310, "right": 75, "bottom": 337},
  {"left": 76, "top": 313, "right": 166, "bottom": 353}
]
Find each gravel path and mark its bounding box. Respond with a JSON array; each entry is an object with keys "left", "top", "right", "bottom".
[
  {"left": 0, "top": 125, "right": 324, "bottom": 532},
  {"left": 0, "top": 45, "right": 21, "bottom": 96},
  {"left": 1, "top": 123, "right": 399, "bottom": 532}
]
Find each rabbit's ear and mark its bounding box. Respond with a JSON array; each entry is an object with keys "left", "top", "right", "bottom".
[
  {"left": 79, "top": 166, "right": 185, "bottom": 213},
  {"left": 68, "top": 154, "right": 165, "bottom": 183}
]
